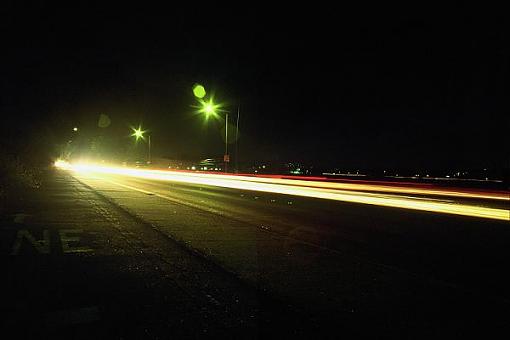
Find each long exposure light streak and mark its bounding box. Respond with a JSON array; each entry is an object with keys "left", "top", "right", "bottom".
[{"left": 55, "top": 161, "right": 509, "bottom": 221}]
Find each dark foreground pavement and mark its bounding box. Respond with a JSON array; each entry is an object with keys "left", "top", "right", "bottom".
[
  {"left": 1, "top": 170, "right": 323, "bottom": 339},
  {"left": 1, "top": 169, "right": 509, "bottom": 339}
]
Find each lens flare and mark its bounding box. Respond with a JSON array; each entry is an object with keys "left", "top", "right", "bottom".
[{"left": 192, "top": 84, "right": 206, "bottom": 99}]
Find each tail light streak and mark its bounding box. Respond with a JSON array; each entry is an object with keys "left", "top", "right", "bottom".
[{"left": 55, "top": 161, "right": 509, "bottom": 221}]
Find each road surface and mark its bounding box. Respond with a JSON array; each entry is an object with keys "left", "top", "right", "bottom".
[{"left": 2, "top": 165, "right": 509, "bottom": 338}]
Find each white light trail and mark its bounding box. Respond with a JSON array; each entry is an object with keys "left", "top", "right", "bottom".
[{"left": 55, "top": 161, "right": 509, "bottom": 221}]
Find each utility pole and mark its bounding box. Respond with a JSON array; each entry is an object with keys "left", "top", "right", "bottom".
[
  {"left": 224, "top": 113, "right": 229, "bottom": 173},
  {"left": 148, "top": 135, "right": 151, "bottom": 164},
  {"left": 235, "top": 102, "right": 240, "bottom": 173}
]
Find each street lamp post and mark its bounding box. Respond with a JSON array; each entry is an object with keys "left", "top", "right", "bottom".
[
  {"left": 197, "top": 97, "right": 241, "bottom": 173},
  {"left": 61, "top": 127, "right": 78, "bottom": 159},
  {"left": 235, "top": 103, "right": 240, "bottom": 173},
  {"left": 222, "top": 104, "right": 241, "bottom": 173},
  {"left": 131, "top": 126, "right": 151, "bottom": 164},
  {"left": 224, "top": 112, "right": 229, "bottom": 172},
  {"left": 148, "top": 134, "right": 151, "bottom": 164}
]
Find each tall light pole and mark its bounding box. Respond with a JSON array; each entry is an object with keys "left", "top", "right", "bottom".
[
  {"left": 131, "top": 125, "right": 151, "bottom": 164},
  {"left": 235, "top": 102, "right": 240, "bottom": 173},
  {"left": 194, "top": 85, "right": 241, "bottom": 173},
  {"left": 148, "top": 134, "right": 151, "bottom": 164},
  {"left": 198, "top": 98, "right": 231, "bottom": 172},
  {"left": 225, "top": 112, "right": 229, "bottom": 173},
  {"left": 61, "top": 127, "right": 79, "bottom": 159}
]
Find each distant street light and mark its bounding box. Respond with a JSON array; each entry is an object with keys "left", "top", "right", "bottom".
[
  {"left": 131, "top": 126, "right": 145, "bottom": 141},
  {"left": 61, "top": 127, "right": 79, "bottom": 159},
  {"left": 131, "top": 125, "right": 151, "bottom": 164}
]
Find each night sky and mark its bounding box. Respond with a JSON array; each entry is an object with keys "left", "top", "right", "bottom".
[{"left": 1, "top": 4, "right": 508, "bottom": 171}]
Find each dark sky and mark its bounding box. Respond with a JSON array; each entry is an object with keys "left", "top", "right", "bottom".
[{"left": 1, "top": 4, "right": 508, "bottom": 171}]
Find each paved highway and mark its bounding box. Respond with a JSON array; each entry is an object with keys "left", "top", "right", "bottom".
[{"left": 51, "top": 162, "right": 509, "bottom": 338}]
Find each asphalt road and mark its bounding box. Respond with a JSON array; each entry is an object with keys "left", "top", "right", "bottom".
[{"left": 2, "top": 168, "right": 509, "bottom": 338}]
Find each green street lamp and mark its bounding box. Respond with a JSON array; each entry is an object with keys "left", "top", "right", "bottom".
[
  {"left": 193, "top": 85, "right": 241, "bottom": 173},
  {"left": 198, "top": 98, "right": 219, "bottom": 119},
  {"left": 131, "top": 126, "right": 145, "bottom": 141},
  {"left": 131, "top": 125, "right": 151, "bottom": 164},
  {"left": 198, "top": 98, "right": 232, "bottom": 171}
]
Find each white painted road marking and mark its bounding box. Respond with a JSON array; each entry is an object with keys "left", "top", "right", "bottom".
[
  {"left": 10, "top": 229, "right": 93, "bottom": 255},
  {"left": 11, "top": 230, "right": 50, "bottom": 255},
  {"left": 59, "top": 229, "right": 94, "bottom": 254}
]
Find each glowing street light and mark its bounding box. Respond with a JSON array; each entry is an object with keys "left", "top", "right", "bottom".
[
  {"left": 198, "top": 98, "right": 219, "bottom": 118},
  {"left": 203, "top": 102, "right": 215, "bottom": 115},
  {"left": 131, "top": 126, "right": 146, "bottom": 141},
  {"left": 73, "top": 127, "right": 78, "bottom": 132},
  {"left": 131, "top": 125, "right": 151, "bottom": 164},
  {"left": 193, "top": 87, "right": 241, "bottom": 173},
  {"left": 197, "top": 97, "right": 232, "bottom": 171}
]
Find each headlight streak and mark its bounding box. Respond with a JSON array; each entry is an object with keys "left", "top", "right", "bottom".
[
  {"left": 55, "top": 161, "right": 509, "bottom": 221},
  {"left": 154, "top": 171, "right": 508, "bottom": 201}
]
